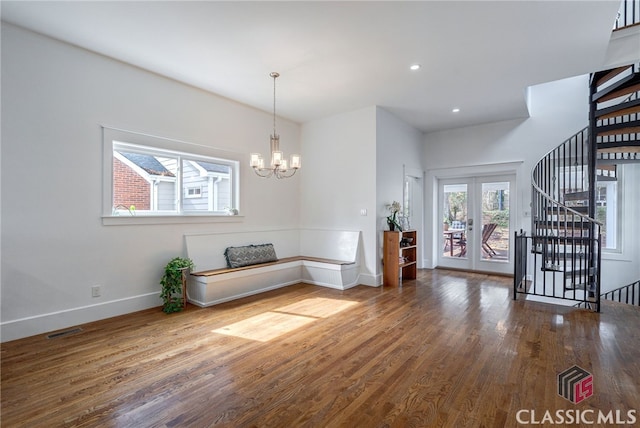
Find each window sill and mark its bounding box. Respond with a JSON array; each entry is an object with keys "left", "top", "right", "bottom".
[
  {"left": 602, "top": 250, "right": 631, "bottom": 262},
  {"left": 102, "top": 214, "right": 245, "bottom": 226}
]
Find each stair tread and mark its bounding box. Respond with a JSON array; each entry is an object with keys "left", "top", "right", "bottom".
[
  {"left": 594, "top": 65, "right": 633, "bottom": 87},
  {"left": 597, "top": 175, "right": 617, "bottom": 181},
  {"left": 596, "top": 138, "right": 640, "bottom": 150},
  {"left": 563, "top": 191, "right": 590, "bottom": 201},
  {"left": 595, "top": 98, "right": 640, "bottom": 119},
  {"left": 598, "top": 145, "right": 640, "bottom": 154},
  {"left": 597, "top": 157, "right": 640, "bottom": 165},
  {"left": 596, "top": 122, "right": 640, "bottom": 137},
  {"left": 539, "top": 266, "right": 594, "bottom": 276},
  {"left": 592, "top": 75, "right": 640, "bottom": 103},
  {"left": 545, "top": 206, "right": 589, "bottom": 214}
]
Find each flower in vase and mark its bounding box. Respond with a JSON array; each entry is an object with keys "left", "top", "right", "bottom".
[{"left": 386, "top": 201, "right": 402, "bottom": 231}]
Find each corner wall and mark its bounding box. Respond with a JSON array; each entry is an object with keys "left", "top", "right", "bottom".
[
  {"left": 1, "top": 24, "right": 302, "bottom": 341},
  {"left": 300, "top": 106, "right": 378, "bottom": 284},
  {"left": 376, "top": 107, "right": 425, "bottom": 274},
  {"left": 300, "top": 106, "right": 425, "bottom": 285}
]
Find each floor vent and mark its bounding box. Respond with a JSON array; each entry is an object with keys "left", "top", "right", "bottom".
[{"left": 46, "top": 328, "right": 83, "bottom": 339}]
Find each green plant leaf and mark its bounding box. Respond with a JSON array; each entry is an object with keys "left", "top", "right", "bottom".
[{"left": 160, "top": 257, "right": 194, "bottom": 314}]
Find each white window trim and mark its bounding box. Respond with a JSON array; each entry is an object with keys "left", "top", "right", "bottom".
[
  {"left": 599, "top": 178, "right": 620, "bottom": 252},
  {"left": 602, "top": 167, "right": 628, "bottom": 259},
  {"left": 185, "top": 186, "right": 203, "bottom": 199},
  {"left": 102, "top": 126, "right": 243, "bottom": 225}
]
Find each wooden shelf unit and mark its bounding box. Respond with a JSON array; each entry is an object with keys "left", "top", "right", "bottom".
[{"left": 383, "top": 230, "right": 417, "bottom": 287}]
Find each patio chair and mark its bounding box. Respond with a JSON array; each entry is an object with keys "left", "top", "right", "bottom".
[
  {"left": 456, "top": 223, "right": 497, "bottom": 258},
  {"left": 481, "top": 223, "right": 498, "bottom": 257},
  {"left": 450, "top": 220, "right": 466, "bottom": 256}
]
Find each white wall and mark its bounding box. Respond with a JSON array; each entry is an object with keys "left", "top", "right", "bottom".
[
  {"left": 423, "top": 75, "right": 590, "bottom": 268},
  {"left": 300, "top": 106, "right": 378, "bottom": 284},
  {"left": 1, "top": 24, "right": 302, "bottom": 341},
  {"left": 376, "top": 107, "right": 425, "bottom": 274},
  {"left": 599, "top": 163, "right": 640, "bottom": 292},
  {"left": 602, "top": 25, "right": 640, "bottom": 69}
]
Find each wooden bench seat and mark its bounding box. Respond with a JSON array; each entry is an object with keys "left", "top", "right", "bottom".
[
  {"left": 185, "top": 229, "right": 362, "bottom": 307},
  {"left": 191, "top": 256, "right": 355, "bottom": 277}
]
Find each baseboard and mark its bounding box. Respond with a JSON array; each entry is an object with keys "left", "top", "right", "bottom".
[
  {"left": 357, "top": 273, "right": 382, "bottom": 287},
  {"left": 435, "top": 266, "right": 514, "bottom": 278},
  {"left": 1, "top": 292, "right": 160, "bottom": 343}
]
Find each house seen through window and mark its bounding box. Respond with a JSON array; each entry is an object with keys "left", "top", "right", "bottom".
[{"left": 112, "top": 142, "right": 237, "bottom": 216}]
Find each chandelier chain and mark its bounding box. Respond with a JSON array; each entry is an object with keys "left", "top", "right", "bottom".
[{"left": 272, "top": 72, "right": 278, "bottom": 137}]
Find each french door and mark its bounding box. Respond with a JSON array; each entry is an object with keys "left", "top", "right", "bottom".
[{"left": 438, "top": 175, "right": 515, "bottom": 274}]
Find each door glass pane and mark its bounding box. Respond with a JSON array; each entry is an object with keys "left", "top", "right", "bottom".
[
  {"left": 443, "top": 184, "right": 467, "bottom": 259},
  {"left": 403, "top": 177, "right": 411, "bottom": 229},
  {"left": 480, "top": 182, "right": 509, "bottom": 261}
]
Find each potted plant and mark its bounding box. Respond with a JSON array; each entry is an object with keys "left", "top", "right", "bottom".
[
  {"left": 386, "top": 201, "right": 403, "bottom": 231},
  {"left": 160, "top": 257, "right": 194, "bottom": 313}
]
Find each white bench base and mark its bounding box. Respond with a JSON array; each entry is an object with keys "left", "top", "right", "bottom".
[
  {"left": 185, "top": 229, "right": 362, "bottom": 308},
  {"left": 187, "top": 260, "right": 302, "bottom": 307},
  {"left": 302, "top": 259, "right": 360, "bottom": 290},
  {"left": 187, "top": 259, "right": 359, "bottom": 308}
]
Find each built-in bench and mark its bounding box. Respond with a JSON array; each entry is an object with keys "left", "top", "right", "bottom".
[{"left": 185, "top": 229, "right": 361, "bottom": 307}]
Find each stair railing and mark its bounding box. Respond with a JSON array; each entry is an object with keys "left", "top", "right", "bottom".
[
  {"left": 531, "top": 127, "right": 601, "bottom": 240},
  {"left": 614, "top": 0, "right": 640, "bottom": 30},
  {"left": 520, "top": 126, "right": 603, "bottom": 310},
  {"left": 514, "top": 231, "right": 601, "bottom": 310},
  {"left": 576, "top": 279, "right": 640, "bottom": 308}
]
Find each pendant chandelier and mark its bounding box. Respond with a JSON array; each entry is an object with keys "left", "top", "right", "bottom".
[{"left": 250, "top": 72, "right": 301, "bottom": 179}]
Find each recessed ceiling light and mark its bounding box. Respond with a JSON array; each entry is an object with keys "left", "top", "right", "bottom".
[
  {"left": 410, "top": 64, "right": 421, "bottom": 71},
  {"left": 452, "top": 108, "right": 460, "bottom": 113}
]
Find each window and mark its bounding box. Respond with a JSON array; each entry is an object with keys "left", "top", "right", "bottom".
[
  {"left": 185, "top": 186, "right": 202, "bottom": 199},
  {"left": 103, "top": 127, "right": 240, "bottom": 221},
  {"left": 596, "top": 178, "right": 620, "bottom": 251},
  {"left": 556, "top": 165, "right": 620, "bottom": 251}
]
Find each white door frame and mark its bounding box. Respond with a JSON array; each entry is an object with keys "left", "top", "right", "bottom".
[
  {"left": 404, "top": 166, "right": 424, "bottom": 268},
  {"left": 426, "top": 161, "right": 523, "bottom": 274}
]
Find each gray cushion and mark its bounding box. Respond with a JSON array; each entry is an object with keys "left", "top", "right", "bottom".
[{"left": 224, "top": 244, "right": 278, "bottom": 268}]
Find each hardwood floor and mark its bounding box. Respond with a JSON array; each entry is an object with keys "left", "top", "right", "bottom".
[{"left": 2, "top": 269, "right": 639, "bottom": 427}]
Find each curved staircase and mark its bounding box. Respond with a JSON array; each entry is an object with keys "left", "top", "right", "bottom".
[{"left": 515, "top": 61, "right": 640, "bottom": 312}]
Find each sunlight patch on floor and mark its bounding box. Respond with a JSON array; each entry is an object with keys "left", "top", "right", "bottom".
[
  {"left": 212, "top": 298, "right": 359, "bottom": 342},
  {"left": 275, "top": 297, "right": 358, "bottom": 318},
  {"left": 213, "top": 312, "right": 315, "bottom": 342}
]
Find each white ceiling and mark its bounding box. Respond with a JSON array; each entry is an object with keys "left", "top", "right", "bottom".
[{"left": 1, "top": 1, "right": 622, "bottom": 133}]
